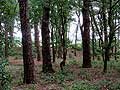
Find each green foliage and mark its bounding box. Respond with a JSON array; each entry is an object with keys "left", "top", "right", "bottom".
[
  {"left": 71, "top": 81, "right": 98, "bottom": 90},
  {"left": 69, "top": 43, "right": 82, "bottom": 51},
  {"left": 108, "top": 82, "right": 120, "bottom": 90},
  {"left": 55, "top": 70, "right": 75, "bottom": 84},
  {"left": 92, "top": 60, "right": 104, "bottom": 68},
  {"left": 40, "top": 73, "right": 55, "bottom": 85},
  {"left": 39, "top": 67, "right": 75, "bottom": 86},
  {"left": 29, "top": 0, "right": 42, "bottom": 25},
  {"left": 8, "top": 38, "right": 23, "bottom": 59},
  {"left": 0, "top": 0, "right": 18, "bottom": 24},
  {"left": 0, "top": 60, "right": 12, "bottom": 90},
  {"left": 7, "top": 65, "right": 23, "bottom": 85},
  {"left": 25, "top": 85, "right": 35, "bottom": 90},
  {"left": 68, "top": 60, "right": 79, "bottom": 66},
  {"left": 71, "top": 80, "right": 120, "bottom": 90},
  {"left": 78, "top": 70, "right": 92, "bottom": 81}
]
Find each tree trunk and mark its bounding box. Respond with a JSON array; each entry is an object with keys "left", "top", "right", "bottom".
[
  {"left": 60, "top": 4, "right": 67, "bottom": 70},
  {"left": 34, "top": 21, "right": 41, "bottom": 61},
  {"left": 103, "top": 0, "right": 115, "bottom": 72},
  {"left": 103, "top": 48, "right": 109, "bottom": 72},
  {"left": 4, "top": 21, "right": 9, "bottom": 58},
  {"left": 82, "top": 0, "right": 91, "bottom": 68},
  {"left": 51, "top": 27, "right": 56, "bottom": 63},
  {"left": 114, "top": 36, "right": 117, "bottom": 60},
  {"left": 41, "top": 4, "right": 54, "bottom": 73},
  {"left": 114, "top": 12, "right": 117, "bottom": 60},
  {"left": 18, "top": 0, "right": 35, "bottom": 84},
  {"left": 91, "top": 17, "right": 95, "bottom": 60},
  {"left": 74, "top": 25, "right": 78, "bottom": 56},
  {"left": 62, "top": 18, "right": 67, "bottom": 67},
  {"left": 58, "top": 27, "right": 63, "bottom": 58}
]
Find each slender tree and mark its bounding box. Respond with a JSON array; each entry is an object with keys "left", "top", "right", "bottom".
[
  {"left": 18, "top": 0, "right": 35, "bottom": 83},
  {"left": 34, "top": 20, "right": 41, "bottom": 61},
  {"left": 60, "top": 4, "right": 67, "bottom": 70},
  {"left": 51, "top": 26, "right": 56, "bottom": 62},
  {"left": 74, "top": 24, "right": 78, "bottom": 56}
]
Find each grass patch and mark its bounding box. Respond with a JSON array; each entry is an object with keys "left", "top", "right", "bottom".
[{"left": 71, "top": 80, "right": 98, "bottom": 90}]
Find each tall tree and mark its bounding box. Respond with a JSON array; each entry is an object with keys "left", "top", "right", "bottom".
[
  {"left": 18, "top": 0, "right": 35, "bottom": 83},
  {"left": 41, "top": 0, "right": 54, "bottom": 73},
  {"left": 82, "top": 0, "right": 91, "bottom": 68},
  {"left": 34, "top": 20, "right": 41, "bottom": 61},
  {"left": 51, "top": 26, "right": 56, "bottom": 63},
  {"left": 29, "top": 0, "right": 42, "bottom": 61},
  {"left": 59, "top": 2, "right": 67, "bottom": 70}
]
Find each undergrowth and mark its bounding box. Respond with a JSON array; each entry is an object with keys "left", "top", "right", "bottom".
[
  {"left": 7, "top": 59, "right": 120, "bottom": 90},
  {"left": 0, "top": 59, "right": 12, "bottom": 90}
]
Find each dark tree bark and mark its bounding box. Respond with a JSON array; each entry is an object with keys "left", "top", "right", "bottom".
[
  {"left": 41, "top": 4, "right": 54, "bottom": 73},
  {"left": 34, "top": 21, "right": 41, "bottom": 61},
  {"left": 82, "top": 0, "right": 91, "bottom": 68},
  {"left": 61, "top": 17, "right": 67, "bottom": 69},
  {"left": 18, "top": 0, "right": 35, "bottom": 84}
]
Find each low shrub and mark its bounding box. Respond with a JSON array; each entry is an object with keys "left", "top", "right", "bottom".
[{"left": 0, "top": 59, "right": 12, "bottom": 90}]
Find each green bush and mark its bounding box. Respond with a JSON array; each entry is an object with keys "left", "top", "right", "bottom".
[
  {"left": 0, "top": 59, "right": 12, "bottom": 90},
  {"left": 69, "top": 43, "right": 82, "bottom": 51}
]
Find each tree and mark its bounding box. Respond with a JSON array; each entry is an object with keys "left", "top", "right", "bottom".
[
  {"left": 41, "top": 0, "right": 54, "bottom": 73},
  {"left": 90, "top": 0, "right": 120, "bottom": 72},
  {"left": 82, "top": 0, "right": 91, "bottom": 68},
  {"left": 34, "top": 20, "right": 41, "bottom": 61},
  {"left": 29, "top": 0, "right": 42, "bottom": 61},
  {"left": 59, "top": 1, "right": 68, "bottom": 70},
  {"left": 18, "top": 0, "right": 35, "bottom": 83}
]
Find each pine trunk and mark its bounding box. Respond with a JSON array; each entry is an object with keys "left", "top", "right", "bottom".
[
  {"left": 18, "top": 0, "right": 35, "bottom": 84},
  {"left": 82, "top": 0, "right": 91, "bottom": 68},
  {"left": 41, "top": 5, "right": 54, "bottom": 73}
]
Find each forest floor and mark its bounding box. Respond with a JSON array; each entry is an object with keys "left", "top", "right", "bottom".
[{"left": 7, "top": 50, "right": 120, "bottom": 90}]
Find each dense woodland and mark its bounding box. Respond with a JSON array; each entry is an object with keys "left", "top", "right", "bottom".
[{"left": 0, "top": 0, "right": 120, "bottom": 90}]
